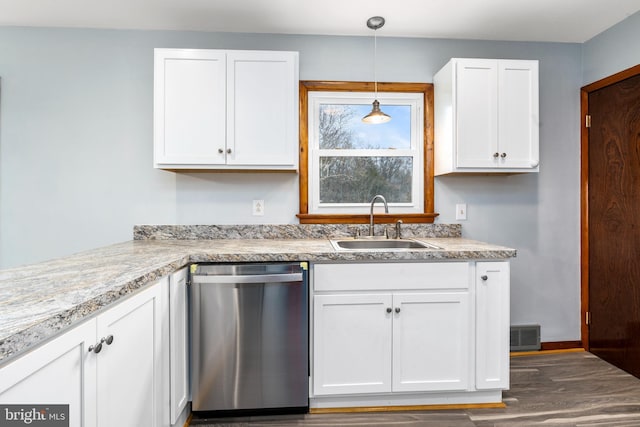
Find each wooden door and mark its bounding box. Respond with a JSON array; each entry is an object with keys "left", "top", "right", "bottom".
[{"left": 588, "top": 72, "right": 640, "bottom": 377}]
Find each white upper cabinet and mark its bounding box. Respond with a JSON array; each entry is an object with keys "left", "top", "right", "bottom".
[
  {"left": 154, "top": 48, "right": 299, "bottom": 170},
  {"left": 434, "top": 58, "right": 539, "bottom": 175}
]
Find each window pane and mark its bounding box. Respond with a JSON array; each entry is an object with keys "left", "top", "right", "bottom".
[
  {"left": 319, "top": 104, "right": 411, "bottom": 150},
  {"left": 319, "top": 156, "right": 413, "bottom": 203}
]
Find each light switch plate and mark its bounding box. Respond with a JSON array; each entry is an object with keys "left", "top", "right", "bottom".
[
  {"left": 252, "top": 200, "right": 265, "bottom": 216},
  {"left": 455, "top": 203, "right": 467, "bottom": 220}
]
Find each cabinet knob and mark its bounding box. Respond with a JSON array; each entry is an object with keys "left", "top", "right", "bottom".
[
  {"left": 102, "top": 335, "right": 114, "bottom": 345},
  {"left": 226, "top": 148, "right": 232, "bottom": 154},
  {"left": 395, "top": 307, "right": 401, "bottom": 314},
  {"left": 88, "top": 342, "right": 103, "bottom": 354},
  {"left": 481, "top": 275, "right": 488, "bottom": 281},
  {"left": 386, "top": 307, "right": 392, "bottom": 313},
  {"left": 218, "top": 148, "right": 224, "bottom": 154},
  {"left": 493, "top": 152, "right": 500, "bottom": 158},
  {"left": 500, "top": 153, "right": 507, "bottom": 158}
]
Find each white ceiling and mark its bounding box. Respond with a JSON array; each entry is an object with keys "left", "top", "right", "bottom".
[{"left": 1, "top": 0, "right": 639, "bottom": 43}]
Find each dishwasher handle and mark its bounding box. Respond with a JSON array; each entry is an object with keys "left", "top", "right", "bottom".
[{"left": 191, "top": 273, "right": 303, "bottom": 284}]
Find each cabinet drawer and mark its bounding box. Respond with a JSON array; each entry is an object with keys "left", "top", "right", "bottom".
[{"left": 313, "top": 262, "right": 470, "bottom": 291}]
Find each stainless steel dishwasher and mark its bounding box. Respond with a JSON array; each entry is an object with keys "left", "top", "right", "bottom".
[{"left": 190, "top": 262, "right": 308, "bottom": 414}]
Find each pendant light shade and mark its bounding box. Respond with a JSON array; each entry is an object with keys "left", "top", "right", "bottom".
[
  {"left": 362, "top": 100, "right": 391, "bottom": 124},
  {"left": 362, "top": 16, "right": 391, "bottom": 124}
]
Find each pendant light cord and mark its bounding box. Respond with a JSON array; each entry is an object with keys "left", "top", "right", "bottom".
[{"left": 373, "top": 28, "right": 378, "bottom": 98}]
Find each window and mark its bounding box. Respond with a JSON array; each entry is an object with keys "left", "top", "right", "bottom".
[
  {"left": 308, "top": 92, "right": 423, "bottom": 214},
  {"left": 297, "top": 81, "right": 436, "bottom": 223}
]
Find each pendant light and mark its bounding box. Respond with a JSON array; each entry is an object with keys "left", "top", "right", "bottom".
[{"left": 362, "top": 16, "right": 391, "bottom": 124}]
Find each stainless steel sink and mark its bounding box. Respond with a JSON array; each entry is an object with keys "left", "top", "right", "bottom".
[{"left": 330, "top": 239, "right": 440, "bottom": 251}]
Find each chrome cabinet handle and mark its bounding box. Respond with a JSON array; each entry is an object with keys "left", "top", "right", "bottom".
[
  {"left": 88, "top": 335, "right": 114, "bottom": 353},
  {"left": 88, "top": 342, "right": 102, "bottom": 354},
  {"left": 481, "top": 275, "right": 488, "bottom": 281},
  {"left": 386, "top": 307, "right": 392, "bottom": 313},
  {"left": 493, "top": 152, "right": 499, "bottom": 158},
  {"left": 218, "top": 148, "right": 224, "bottom": 154},
  {"left": 500, "top": 153, "right": 507, "bottom": 158},
  {"left": 395, "top": 307, "right": 401, "bottom": 314},
  {"left": 226, "top": 148, "right": 232, "bottom": 154}
]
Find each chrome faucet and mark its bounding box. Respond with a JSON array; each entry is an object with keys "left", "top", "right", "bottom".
[
  {"left": 369, "top": 195, "right": 389, "bottom": 237},
  {"left": 395, "top": 219, "right": 403, "bottom": 239}
]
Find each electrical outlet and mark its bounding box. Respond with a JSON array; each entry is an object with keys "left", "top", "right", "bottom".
[
  {"left": 252, "top": 200, "right": 265, "bottom": 216},
  {"left": 455, "top": 203, "right": 467, "bottom": 221}
]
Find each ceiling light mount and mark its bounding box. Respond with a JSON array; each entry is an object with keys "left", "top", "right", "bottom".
[
  {"left": 362, "top": 15, "right": 391, "bottom": 124},
  {"left": 366, "top": 16, "right": 385, "bottom": 31}
]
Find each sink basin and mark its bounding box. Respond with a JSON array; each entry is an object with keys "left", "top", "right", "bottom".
[{"left": 330, "top": 239, "right": 440, "bottom": 251}]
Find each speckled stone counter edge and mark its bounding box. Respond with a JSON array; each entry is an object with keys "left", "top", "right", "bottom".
[
  {"left": 0, "top": 256, "right": 190, "bottom": 366},
  {"left": 133, "top": 223, "right": 462, "bottom": 240}
]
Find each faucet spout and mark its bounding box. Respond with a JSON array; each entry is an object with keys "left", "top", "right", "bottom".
[{"left": 369, "top": 195, "right": 389, "bottom": 237}]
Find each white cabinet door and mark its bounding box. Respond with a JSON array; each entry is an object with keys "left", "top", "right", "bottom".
[
  {"left": 227, "top": 51, "right": 298, "bottom": 167},
  {"left": 0, "top": 319, "right": 97, "bottom": 427},
  {"left": 313, "top": 293, "right": 392, "bottom": 395},
  {"left": 154, "top": 49, "right": 227, "bottom": 166},
  {"left": 476, "top": 262, "right": 510, "bottom": 390},
  {"left": 392, "top": 292, "right": 470, "bottom": 392},
  {"left": 455, "top": 58, "right": 499, "bottom": 169},
  {"left": 498, "top": 60, "right": 539, "bottom": 169},
  {"left": 154, "top": 48, "right": 298, "bottom": 170},
  {"left": 434, "top": 58, "right": 539, "bottom": 174},
  {"left": 169, "top": 268, "right": 189, "bottom": 424},
  {"left": 96, "top": 279, "right": 166, "bottom": 427}
]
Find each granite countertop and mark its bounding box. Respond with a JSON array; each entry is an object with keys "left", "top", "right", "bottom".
[{"left": 0, "top": 224, "right": 516, "bottom": 365}]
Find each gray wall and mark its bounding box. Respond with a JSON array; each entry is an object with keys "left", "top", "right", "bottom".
[
  {"left": 582, "top": 10, "right": 640, "bottom": 85},
  {"left": 0, "top": 27, "right": 582, "bottom": 342}
]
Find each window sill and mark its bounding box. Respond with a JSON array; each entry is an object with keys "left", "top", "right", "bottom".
[{"left": 296, "top": 213, "right": 439, "bottom": 224}]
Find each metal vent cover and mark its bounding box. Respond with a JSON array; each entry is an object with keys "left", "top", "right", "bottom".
[{"left": 510, "top": 324, "right": 541, "bottom": 351}]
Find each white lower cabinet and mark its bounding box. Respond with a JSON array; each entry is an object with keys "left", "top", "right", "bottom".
[
  {"left": 313, "top": 291, "right": 469, "bottom": 397},
  {"left": 0, "top": 319, "right": 97, "bottom": 426},
  {"left": 168, "top": 267, "right": 189, "bottom": 424},
  {"left": 0, "top": 278, "right": 170, "bottom": 427},
  {"left": 313, "top": 293, "right": 393, "bottom": 395},
  {"left": 311, "top": 261, "right": 509, "bottom": 408},
  {"left": 96, "top": 279, "right": 167, "bottom": 427},
  {"left": 476, "top": 261, "right": 510, "bottom": 390},
  {"left": 392, "top": 292, "right": 470, "bottom": 392}
]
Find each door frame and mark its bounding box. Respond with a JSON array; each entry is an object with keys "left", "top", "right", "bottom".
[{"left": 580, "top": 63, "right": 640, "bottom": 349}]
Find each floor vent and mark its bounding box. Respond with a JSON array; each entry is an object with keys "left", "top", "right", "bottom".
[{"left": 510, "top": 324, "right": 541, "bottom": 351}]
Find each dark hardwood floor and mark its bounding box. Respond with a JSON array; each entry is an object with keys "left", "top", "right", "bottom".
[{"left": 192, "top": 351, "right": 640, "bottom": 426}]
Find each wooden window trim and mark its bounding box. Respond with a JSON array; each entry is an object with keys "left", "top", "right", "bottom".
[{"left": 297, "top": 81, "right": 437, "bottom": 224}]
